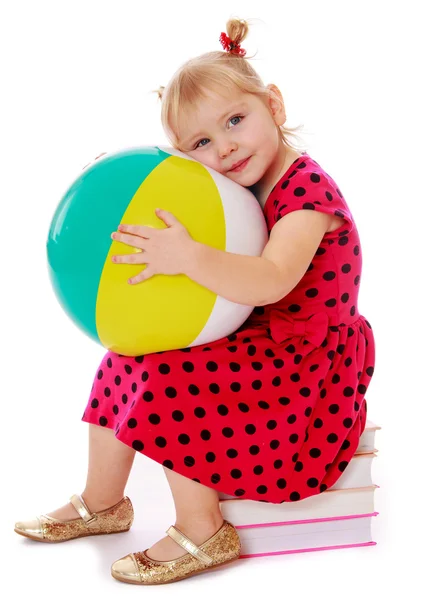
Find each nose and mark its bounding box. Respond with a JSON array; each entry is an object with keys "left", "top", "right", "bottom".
[{"left": 218, "top": 139, "right": 237, "bottom": 159}]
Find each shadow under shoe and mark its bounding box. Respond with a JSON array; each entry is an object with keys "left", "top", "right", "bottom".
[{"left": 14, "top": 494, "right": 134, "bottom": 543}]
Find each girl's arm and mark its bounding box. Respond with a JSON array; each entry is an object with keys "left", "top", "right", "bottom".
[
  {"left": 186, "top": 244, "right": 283, "bottom": 306},
  {"left": 185, "top": 209, "right": 332, "bottom": 307}
]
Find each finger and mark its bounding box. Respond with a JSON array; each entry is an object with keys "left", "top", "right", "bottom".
[
  {"left": 155, "top": 209, "right": 181, "bottom": 228},
  {"left": 118, "top": 224, "right": 154, "bottom": 238},
  {"left": 112, "top": 232, "right": 148, "bottom": 249},
  {"left": 111, "top": 251, "right": 147, "bottom": 264},
  {"left": 128, "top": 267, "right": 154, "bottom": 284}
]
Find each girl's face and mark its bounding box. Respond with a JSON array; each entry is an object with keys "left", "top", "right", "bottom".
[{"left": 176, "top": 87, "right": 285, "bottom": 188}]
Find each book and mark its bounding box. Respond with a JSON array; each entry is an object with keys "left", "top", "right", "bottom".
[
  {"left": 352, "top": 420, "right": 381, "bottom": 454},
  {"left": 217, "top": 419, "right": 380, "bottom": 558},
  {"left": 219, "top": 455, "right": 378, "bottom": 522},
  {"left": 235, "top": 515, "right": 376, "bottom": 558}
]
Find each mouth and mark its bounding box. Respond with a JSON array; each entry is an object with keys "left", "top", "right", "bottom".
[{"left": 228, "top": 156, "right": 251, "bottom": 172}]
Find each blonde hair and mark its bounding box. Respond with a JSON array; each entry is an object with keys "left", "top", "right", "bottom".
[{"left": 153, "top": 17, "right": 306, "bottom": 152}]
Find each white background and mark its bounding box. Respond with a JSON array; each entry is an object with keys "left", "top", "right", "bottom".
[{"left": 1, "top": 0, "right": 422, "bottom": 597}]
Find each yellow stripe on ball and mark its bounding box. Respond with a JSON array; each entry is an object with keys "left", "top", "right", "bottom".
[{"left": 97, "top": 155, "right": 226, "bottom": 355}]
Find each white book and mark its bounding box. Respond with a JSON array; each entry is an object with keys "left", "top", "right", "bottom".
[
  {"left": 330, "top": 453, "right": 376, "bottom": 489},
  {"left": 355, "top": 420, "right": 380, "bottom": 454},
  {"left": 237, "top": 515, "right": 376, "bottom": 558},
  {"left": 220, "top": 485, "right": 377, "bottom": 527}
]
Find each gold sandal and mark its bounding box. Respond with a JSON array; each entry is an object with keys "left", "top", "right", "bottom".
[
  {"left": 14, "top": 494, "right": 134, "bottom": 543},
  {"left": 111, "top": 520, "right": 241, "bottom": 585}
]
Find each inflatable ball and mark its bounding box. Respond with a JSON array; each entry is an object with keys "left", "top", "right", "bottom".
[{"left": 46, "top": 146, "right": 268, "bottom": 356}]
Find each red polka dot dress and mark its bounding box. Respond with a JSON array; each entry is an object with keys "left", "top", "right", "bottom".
[{"left": 81, "top": 152, "right": 376, "bottom": 504}]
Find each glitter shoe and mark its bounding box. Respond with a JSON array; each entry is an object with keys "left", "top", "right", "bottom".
[
  {"left": 111, "top": 520, "right": 241, "bottom": 585},
  {"left": 14, "top": 494, "right": 134, "bottom": 543}
]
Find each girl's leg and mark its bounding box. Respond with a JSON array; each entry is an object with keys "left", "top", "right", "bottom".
[
  {"left": 47, "top": 424, "right": 136, "bottom": 520},
  {"left": 145, "top": 467, "right": 224, "bottom": 561}
]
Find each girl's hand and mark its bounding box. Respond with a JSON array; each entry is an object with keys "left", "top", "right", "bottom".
[{"left": 111, "top": 209, "right": 195, "bottom": 284}]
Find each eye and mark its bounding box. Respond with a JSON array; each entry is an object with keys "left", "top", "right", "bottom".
[
  {"left": 194, "top": 138, "right": 210, "bottom": 149},
  {"left": 229, "top": 115, "right": 243, "bottom": 126}
]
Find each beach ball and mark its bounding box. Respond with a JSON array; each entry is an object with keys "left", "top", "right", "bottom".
[{"left": 46, "top": 146, "right": 268, "bottom": 356}]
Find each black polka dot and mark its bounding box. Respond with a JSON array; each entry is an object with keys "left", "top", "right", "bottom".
[
  {"left": 323, "top": 271, "right": 336, "bottom": 281},
  {"left": 207, "top": 361, "right": 218, "bottom": 372},
  {"left": 225, "top": 447, "right": 237, "bottom": 459},
  {"left": 310, "top": 448, "right": 321, "bottom": 458},
  {"left": 222, "top": 427, "right": 234, "bottom": 438}
]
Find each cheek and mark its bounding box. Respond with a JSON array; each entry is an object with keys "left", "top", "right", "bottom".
[
  {"left": 248, "top": 121, "right": 271, "bottom": 146},
  {"left": 188, "top": 150, "right": 220, "bottom": 171},
  {"left": 259, "top": 126, "right": 280, "bottom": 154}
]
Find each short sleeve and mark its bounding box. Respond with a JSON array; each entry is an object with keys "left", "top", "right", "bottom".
[{"left": 266, "top": 166, "right": 355, "bottom": 237}]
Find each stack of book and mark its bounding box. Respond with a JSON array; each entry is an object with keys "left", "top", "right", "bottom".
[{"left": 218, "top": 419, "right": 380, "bottom": 559}]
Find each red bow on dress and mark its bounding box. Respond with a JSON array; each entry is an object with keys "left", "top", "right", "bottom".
[{"left": 269, "top": 310, "right": 329, "bottom": 349}]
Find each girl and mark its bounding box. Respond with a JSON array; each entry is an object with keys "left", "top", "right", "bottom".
[{"left": 15, "top": 17, "right": 376, "bottom": 585}]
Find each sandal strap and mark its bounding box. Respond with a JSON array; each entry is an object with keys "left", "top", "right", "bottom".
[
  {"left": 166, "top": 525, "right": 213, "bottom": 565},
  {"left": 69, "top": 494, "right": 98, "bottom": 525}
]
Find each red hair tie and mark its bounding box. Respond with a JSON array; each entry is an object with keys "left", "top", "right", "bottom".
[{"left": 219, "top": 32, "right": 246, "bottom": 57}]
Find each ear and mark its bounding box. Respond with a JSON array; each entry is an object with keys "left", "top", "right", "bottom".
[{"left": 266, "top": 84, "right": 286, "bottom": 127}]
